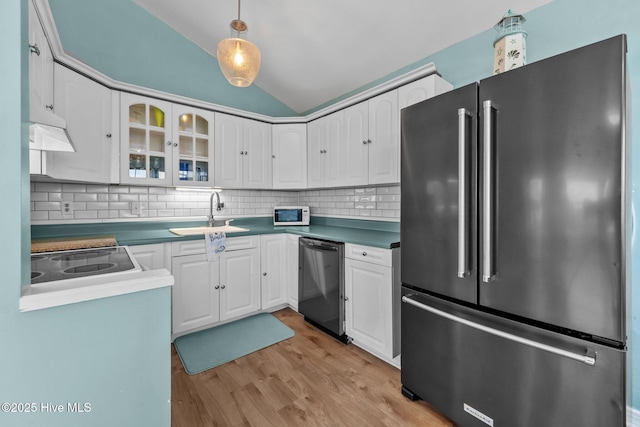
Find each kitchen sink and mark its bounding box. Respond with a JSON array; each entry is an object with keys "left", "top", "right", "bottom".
[{"left": 169, "top": 225, "right": 248, "bottom": 236}]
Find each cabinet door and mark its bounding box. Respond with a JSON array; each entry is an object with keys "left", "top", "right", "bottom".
[
  {"left": 171, "top": 254, "right": 220, "bottom": 334},
  {"left": 306, "top": 119, "right": 325, "bottom": 188},
  {"left": 214, "top": 113, "right": 244, "bottom": 188},
  {"left": 129, "top": 243, "right": 166, "bottom": 270},
  {"left": 44, "top": 65, "right": 115, "bottom": 183},
  {"left": 342, "top": 103, "right": 369, "bottom": 187},
  {"left": 120, "top": 93, "right": 173, "bottom": 186},
  {"left": 286, "top": 234, "right": 299, "bottom": 310},
  {"left": 345, "top": 258, "right": 393, "bottom": 358},
  {"left": 219, "top": 248, "right": 261, "bottom": 321},
  {"left": 323, "top": 111, "right": 344, "bottom": 187},
  {"left": 272, "top": 124, "right": 308, "bottom": 189},
  {"left": 28, "top": 0, "right": 54, "bottom": 118},
  {"left": 243, "top": 119, "right": 272, "bottom": 189},
  {"left": 260, "top": 235, "right": 287, "bottom": 309},
  {"left": 368, "top": 91, "right": 399, "bottom": 185},
  {"left": 173, "top": 105, "right": 215, "bottom": 187}
]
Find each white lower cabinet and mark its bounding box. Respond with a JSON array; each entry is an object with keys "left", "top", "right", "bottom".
[
  {"left": 260, "top": 234, "right": 299, "bottom": 310},
  {"left": 286, "top": 234, "right": 299, "bottom": 310},
  {"left": 171, "top": 236, "right": 260, "bottom": 338},
  {"left": 128, "top": 243, "right": 167, "bottom": 270},
  {"left": 260, "top": 234, "right": 288, "bottom": 310},
  {"left": 219, "top": 246, "right": 261, "bottom": 320},
  {"left": 345, "top": 243, "right": 400, "bottom": 363}
]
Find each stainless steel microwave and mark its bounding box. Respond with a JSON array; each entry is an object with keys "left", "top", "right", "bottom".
[{"left": 273, "top": 206, "right": 310, "bottom": 226}]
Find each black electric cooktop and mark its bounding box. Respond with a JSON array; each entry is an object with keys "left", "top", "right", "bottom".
[{"left": 31, "top": 246, "right": 138, "bottom": 284}]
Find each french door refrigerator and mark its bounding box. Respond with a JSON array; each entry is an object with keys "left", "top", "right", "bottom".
[{"left": 400, "top": 35, "right": 628, "bottom": 426}]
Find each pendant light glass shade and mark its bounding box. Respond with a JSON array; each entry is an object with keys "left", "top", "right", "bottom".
[
  {"left": 217, "top": 37, "right": 261, "bottom": 87},
  {"left": 217, "top": 0, "right": 261, "bottom": 87}
]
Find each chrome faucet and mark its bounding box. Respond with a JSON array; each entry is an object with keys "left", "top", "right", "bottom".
[{"left": 208, "top": 191, "right": 223, "bottom": 226}]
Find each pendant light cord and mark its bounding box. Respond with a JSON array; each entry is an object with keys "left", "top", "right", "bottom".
[{"left": 237, "top": 0, "right": 241, "bottom": 20}]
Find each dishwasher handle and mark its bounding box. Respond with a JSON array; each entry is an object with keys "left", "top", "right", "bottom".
[{"left": 299, "top": 238, "right": 341, "bottom": 251}]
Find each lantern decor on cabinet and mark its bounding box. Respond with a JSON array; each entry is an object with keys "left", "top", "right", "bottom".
[
  {"left": 493, "top": 9, "right": 527, "bottom": 75},
  {"left": 217, "top": 0, "right": 261, "bottom": 87}
]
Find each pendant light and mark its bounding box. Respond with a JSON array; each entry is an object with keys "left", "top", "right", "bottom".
[{"left": 217, "top": 0, "right": 261, "bottom": 87}]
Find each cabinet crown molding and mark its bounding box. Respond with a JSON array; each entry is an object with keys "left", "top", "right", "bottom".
[{"left": 33, "top": 0, "right": 440, "bottom": 124}]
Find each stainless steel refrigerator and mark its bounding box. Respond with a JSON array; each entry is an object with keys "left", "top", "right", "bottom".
[{"left": 400, "top": 35, "right": 628, "bottom": 426}]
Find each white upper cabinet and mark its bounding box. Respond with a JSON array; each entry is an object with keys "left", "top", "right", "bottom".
[
  {"left": 120, "top": 93, "right": 174, "bottom": 186},
  {"left": 215, "top": 113, "right": 271, "bottom": 189},
  {"left": 367, "top": 91, "right": 399, "bottom": 185},
  {"left": 120, "top": 93, "right": 215, "bottom": 187},
  {"left": 272, "top": 124, "right": 308, "bottom": 189},
  {"left": 342, "top": 102, "right": 370, "bottom": 186},
  {"left": 173, "top": 105, "right": 215, "bottom": 187},
  {"left": 307, "top": 90, "right": 399, "bottom": 188},
  {"left": 40, "top": 65, "right": 118, "bottom": 183},
  {"left": 307, "top": 111, "right": 344, "bottom": 188},
  {"left": 28, "top": 0, "right": 54, "bottom": 122},
  {"left": 243, "top": 119, "right": 272, "bottom": 189},
  {"left": 397, "top": 74, "right": 454, "bottom": 110}
]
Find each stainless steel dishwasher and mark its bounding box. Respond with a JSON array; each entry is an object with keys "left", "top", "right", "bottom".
[{"left": 298, "top": 237, "right": 347, "bottom": 342}]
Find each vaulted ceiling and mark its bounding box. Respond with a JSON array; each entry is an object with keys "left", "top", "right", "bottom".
[{"left": 133, "top": 0, "right": 552, "bottom": 114}]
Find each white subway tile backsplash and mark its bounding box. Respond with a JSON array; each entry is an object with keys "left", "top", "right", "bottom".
[
  {"left": 118, "top": 194, "right": 139, "bottom": 202},
  {"left": 35, "top": 201, "right": 61, "bottom": 211},
  {"left": 62, "top": 183, "right": 87, "bottom": 193},
  {"left": 31, "top": 192, "right": 48, "bottom": 202},
  {"left": 30, "top": 182, "right": 399, "bottom": 223},
  {"left": 34, "top": 182, "right": 61, "bottom": 192},
  {"left": 74, "top": 193, "right": 98, "bottom": 202}
]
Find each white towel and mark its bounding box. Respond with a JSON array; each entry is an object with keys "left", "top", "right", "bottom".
[{"left": 205, "top": 231, "right": 226, "bottom": 261}]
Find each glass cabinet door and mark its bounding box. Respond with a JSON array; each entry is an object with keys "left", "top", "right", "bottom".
[
  {"left": 120, "top": 93, "right": 173, "bottom": 185},
  {"left": 173, "top": 106, "right": 215, "bottom": 187}
]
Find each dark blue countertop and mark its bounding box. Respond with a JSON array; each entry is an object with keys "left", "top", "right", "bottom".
[{"left": 32, "top": 216, "right": 400, "bottom": 249}]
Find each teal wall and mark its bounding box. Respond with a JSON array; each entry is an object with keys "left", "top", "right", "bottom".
[
  {"left": 48, "top": 0, "right": 298, "bottom": 117},
  {"left": 0, "top": 3, "right": 172, "bottom": 426}
]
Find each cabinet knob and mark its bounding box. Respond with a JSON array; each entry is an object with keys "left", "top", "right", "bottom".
[
  {"left": 344, "top": 296, "right": 349, "bottom": 301},
  {"left": 28, "top": 43, "right": 40, "bottom": 56},
  {"left": 214, "top": 285, "right": 220, "bottom": 289},
  {"left": 244, "top": 151, "right": 248, "bottom": 155},
  {"left": 272, "top": 155, "right": 276, "bottom": 158},
  {"left": 221, "top": 285, "right": 226, "bottom": 289},
  {"left": 362, "top": 140, "right": 367, "bottom": 145},
  {"left": 106, "top": 133, "right": 112, "bottom": 138},
  {"left": 167, "top": 141, "right": 172, "bottom": 146},
  {"left": 45, "top": 104, "right": 54, "bottom": 111},
  {"left": 263, "top": 272, "right": 267, "bottom": 276},
  {"left": 362, "top": 251, "right": 367, "bottom": 256},
  {"left": 173, "top": 142, "right": 178, "bottom": 147},
  {"left": 367, "top": 139, "right": 372, "bottom": 144}
]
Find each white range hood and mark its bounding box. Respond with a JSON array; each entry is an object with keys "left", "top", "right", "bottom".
[{"left": 29, "top": 107, "right": 75, "bottom": 152}]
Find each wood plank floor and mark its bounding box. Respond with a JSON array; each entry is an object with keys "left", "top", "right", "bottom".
[{"left": 171, "top": 308, "right": 455, "bottom": 426}]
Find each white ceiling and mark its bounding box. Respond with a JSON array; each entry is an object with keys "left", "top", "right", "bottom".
[{"left": 133, "top": 0, "right": 551, "bottom": 114}]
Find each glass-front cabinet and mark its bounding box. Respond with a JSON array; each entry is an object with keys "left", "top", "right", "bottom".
[
  {"left": 173, "top": 104, "right": 215, "bottom": 187},
  {"left": 120, "top": 93, "right": 214, "bottom": 186}
]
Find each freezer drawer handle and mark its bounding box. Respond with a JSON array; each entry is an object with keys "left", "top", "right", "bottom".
[
  {"left": 402, "top": 295, "right": 596, "bottom": 367},
  {"left": 482, "top": 101, "right": 496, "bottom": 283},
  {"left": 457, "top": 108, "right": 471, "bottom": 278}
]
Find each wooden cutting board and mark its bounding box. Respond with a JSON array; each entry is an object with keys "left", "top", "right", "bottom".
[{"left": 31, "top": 236, "right": 118, "bottom": 253}]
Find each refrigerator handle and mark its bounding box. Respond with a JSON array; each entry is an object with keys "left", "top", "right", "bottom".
[
  {"left": 402, "top": 295, "right": 597, "bottom": 367},
  {"left": 482, "top": 100, "right": 496, "bottom": 283},
  {"left": 457, "top": 108, "right": 471, "bottom": 278}
]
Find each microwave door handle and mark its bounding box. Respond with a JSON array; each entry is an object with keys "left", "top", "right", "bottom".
[
  {"left": 482, "top": 100, "right": 496, "bottom": 283},
  {"left": 458, "top": 108, "right": 471, "bottom": 278}
]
